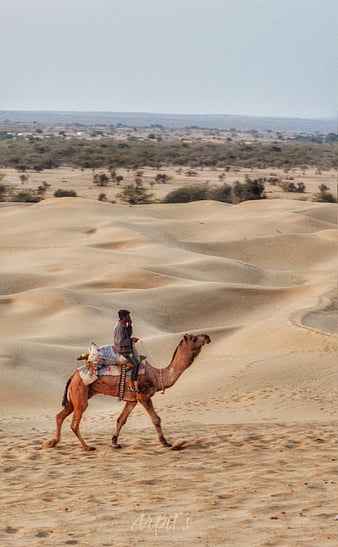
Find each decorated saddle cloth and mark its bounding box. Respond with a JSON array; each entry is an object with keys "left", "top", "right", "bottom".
[{"left": 78, "top": 343, "right": 146, "bottom": 386}]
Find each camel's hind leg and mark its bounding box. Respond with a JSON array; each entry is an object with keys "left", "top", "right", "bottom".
[
  {"left": 68, "top": 382, "right": 96, "bottom": 451},
  {"left": 112, "top": 401, "right": 137, "bottom": 448},
  {"left": 70, "top": 406, "right": 95, "bottom": 451},
  {"left": 41, "top": 400, "right": 74, "bottom": 449},
  {"left": 138, "top": 397, "right": 172, "bottom": 447}
]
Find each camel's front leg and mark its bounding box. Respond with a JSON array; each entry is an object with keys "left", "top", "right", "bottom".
[
  {"left": 139, "top": 397, "right": 172, "bottom": 447},
  {"left": 112, "top": 401, "right": 137, "bottom": 448}
]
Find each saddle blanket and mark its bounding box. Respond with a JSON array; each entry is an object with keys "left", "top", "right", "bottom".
[{"left": 78, "top": 360, "right": 146, "bottom": 386}]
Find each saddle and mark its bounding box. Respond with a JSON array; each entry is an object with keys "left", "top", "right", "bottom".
[
  {"left": 76, "top": 343, "right": 146, "bottom": 387},
  {"left": 77, "top": 343, "right": 128, "bottom": 368}
]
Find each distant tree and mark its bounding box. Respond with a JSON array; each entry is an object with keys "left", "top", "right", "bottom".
[
  {"left": 0, "top": 183, "right": 7, "bottom": 201},
  {"left": 232, "top": 177, "right": 266, "bottom": 203},
  {"left": 134, "top": 176, "right": 143, "bottom": 187},
  {"left": 267, "top": 176, "right": 281, "bottom": 185},
  {"left": 287, "top": 182, "right": 297, "bottom": 192},
  {"left": 118, "top": 184, "right": 153, "bottom": 205},
  {"left": 37, "top": 185, "right": 46, "bottom": 196},
  {"left": 15, "top": 164, "right": 29, "bottom": 172},
  {"left": 155, "top": 173, "right": 170, "bottom": 184},
  {"left": 296, "top": 182, "right": 306, "bottom": 193},
  {"left": 36, "top": 182, "right": 50, "bottom": 196},
  {"left": 244, "top": 176, "right": 266, "bottom": 199},
  {"left": 93, "top": 173, "right": 109, "bottom": 186}
]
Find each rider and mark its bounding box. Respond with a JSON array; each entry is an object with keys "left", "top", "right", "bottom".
[{"left": 113, "top": 309, "right": 140, "bottom": 393}]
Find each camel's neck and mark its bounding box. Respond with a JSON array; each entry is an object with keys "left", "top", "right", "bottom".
[{"left": 161, "top": 345, "right": 195, "bottom": 390}]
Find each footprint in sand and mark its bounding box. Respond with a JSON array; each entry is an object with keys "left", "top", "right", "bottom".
[{"left": 5, "top": 525, "right": 19, "bottom": 534}]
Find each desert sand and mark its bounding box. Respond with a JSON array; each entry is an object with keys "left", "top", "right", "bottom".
[{"left": 0, "top": 196, "right": 337, "bottom": 546}]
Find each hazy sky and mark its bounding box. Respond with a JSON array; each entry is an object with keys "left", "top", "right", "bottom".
[{"left": 1, "top": 0, "right": 337, "bottom": 118}]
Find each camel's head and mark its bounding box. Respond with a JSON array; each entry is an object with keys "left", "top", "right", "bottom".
[{"left": 183, "top": 333, "right": 211, "bottom": 356}]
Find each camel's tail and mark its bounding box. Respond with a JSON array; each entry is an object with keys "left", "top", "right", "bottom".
[{"left": 62, "top": 375, "right": 74, "bottom": 407}]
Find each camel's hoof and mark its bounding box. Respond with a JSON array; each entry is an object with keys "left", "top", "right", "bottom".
[
  {"left": 112, "top": 443, "right": 122, "bottom": 449},
  {"left": 161, "top": 441, "right": 172, "bottom": 448},
  {"left": 40, "top": 439, "right": 58, "bottom": 449},
  {"left": 171, "top": 441, "right": 189, "bottom": 451},
  {"left": 84, "top": 446, "right": 96, "bottom": 451}
]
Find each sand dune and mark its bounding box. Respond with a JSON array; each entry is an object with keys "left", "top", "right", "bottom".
[{"left": 0, "top": 197, "right": 336, "bottom": 546}]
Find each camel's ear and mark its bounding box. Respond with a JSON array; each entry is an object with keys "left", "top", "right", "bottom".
[{"left": 184, "top": 334, "right": 188, "bottom": 341}]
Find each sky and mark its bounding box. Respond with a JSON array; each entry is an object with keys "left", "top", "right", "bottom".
[{"left": 1, "top": 0, "right": 337, "bottom": 119}]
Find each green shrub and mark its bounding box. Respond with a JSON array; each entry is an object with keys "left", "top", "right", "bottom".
[
  {"left": 163, "top": 184, "right": 209, "bottom": 203},
  {"left": 54, "top": 189, "right": 77, "bottom": 197},
  {"left": 163, "top": 179, "right": 266, "bottom": 204},
  {"left": 231, "top": 181, "right": 246, "bottom": 203},
  {"left": 314, "top": 190, "right": 337, "bottom": 203},
  {"left": 280, "top": 181, "right": 306, "bottom": 193},
  {"left": 208, "top": 183, "right": 232, "bottom": 203},
  {"left": 163, "top": 187, "right": 191, "bottom": 203},
  {"left": 11, "top": 190, "right": 42, "bottom": 203}
]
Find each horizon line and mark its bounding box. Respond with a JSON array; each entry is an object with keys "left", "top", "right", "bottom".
[{"left": 0, "top": 109, "right": 336, "bottom": 122}]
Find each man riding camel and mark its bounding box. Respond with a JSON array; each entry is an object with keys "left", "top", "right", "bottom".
[{"left": 113, "top": 309, "right": 140, "bottom": 393}]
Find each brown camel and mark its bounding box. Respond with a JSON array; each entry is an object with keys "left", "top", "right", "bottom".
[{"left": 42, "top": 333, "right": 211, "bottom": 451}]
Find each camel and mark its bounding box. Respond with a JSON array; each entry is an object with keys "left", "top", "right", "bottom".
[{"left": 42, "top": 333, "right": 211, "bottom": 451}]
